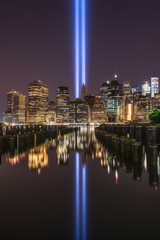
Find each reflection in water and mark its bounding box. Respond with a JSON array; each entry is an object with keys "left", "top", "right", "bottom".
[
  {"left": 5, "top": 152, "right": 25, "bottom": 166},
  {"left": 82, "top": 165, "right": 86, "bottom": 240},
  {"left": 76, "top": 153, "right": 80, "bottom": 240},
  {"left": 56, "top": 135, "right": 69, "bottom": 165},
  {"left": 2, "top": 126, "right": 160, "bottom": 239},
  {"left": 75, "top": 153, "right": 86, "bottom": 240},
  {"left": 28, "top": 145, "right": 48, "bottom": 174},
  {"left": 2, "top": 126, "right": 160, "bottom": 189}
]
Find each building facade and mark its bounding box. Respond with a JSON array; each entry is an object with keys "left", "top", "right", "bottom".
[
  {"left": 142, "top": 81, "right": 150, "bottom": 96},
  {"left": 46, "top": 101, "right": 56, "bottom": 123},
  {"left": 91, "top": 94, "right": 106, "bottom": 123},
  {"left": 69, "top": 98, "right": 88, "bottom": 123},
  {"left": 107, "top": 74, "right": 123, "bottom": 122},
  {"left": 28, "top": 80, "right": 48, "bottom": 123},
  {"left": 56, "top": 87, "right": 70, "bottom": 123},
  {"left": 151, "top": 76, "right": 159, "bottom": 98},
  {"left": 3, "top": 90, "right": 26, "bottom": 124}
]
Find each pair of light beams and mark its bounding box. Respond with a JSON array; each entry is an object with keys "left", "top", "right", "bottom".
[{"left": 75, "top": 0, "right": 86, "bottom": 98}]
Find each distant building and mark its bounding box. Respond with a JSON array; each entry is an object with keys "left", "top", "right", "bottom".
[
  {"left": 100, "top": 81, "right": 110, "bottom": 115},
  {"left": 133, "top": 93, "right": 152, "bottom": 121},
  {"left": 123, "top": 81, "right": 131, "bottom": 95},
  {"left": 142, "top": 81, "right": 150, "bottom": 96},
  {"left": 91, "top": 94, "right": 106, "bottom": 123},
  {"left": 3, "top": 90, "right": 26, "bottom": 124},
  {"left": 28, "top": 80, "right": 48, "bottom": 123},
  {"left": 107, "top": 74, "right": 123, "bottom": 122},
  {"left": 151, "top": 76, "right": 159, "bottom": 98},
  {"left": 81, "top": 84, "right": 87, "bottom": 101},
  {"left": 56, "top": 87, "right": 70, "bottom": 123},
  {"left": 84, "top": 94, "right": 95, "bottom": 123},
  {"left": 69, "top": 98, "right": 88, "bottom": 123},
  {"left": 152, "top": 93, "right": 160, "bottom": 109},
  {"left": 46, "top": 101, "right": 56, "bottom": 123},
  {"left": 131, "top": 86, "right": 139, "bottom": 95}
]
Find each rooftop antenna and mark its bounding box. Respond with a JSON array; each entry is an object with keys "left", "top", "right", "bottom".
[{"left": 114, "top": 68, "right": 118, "bottom": 80}]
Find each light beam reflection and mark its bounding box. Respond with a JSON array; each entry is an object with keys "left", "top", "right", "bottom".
[
  {"left": 76, "top": 152, "right": 80, "bottom": 240},
  {"left": 75, "top": 152, "right": 87, "bottom": 240},
  {"left": 82, "top": 165, "right": 86, "bottom": 240}
]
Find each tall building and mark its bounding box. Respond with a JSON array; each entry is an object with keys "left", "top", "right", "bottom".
[
  {"left": 46, "top": 101, "right": 56, "bottom": 123},
  {"left": 131, "top": 86, "right": 140, "bottom": 95},
  {"left": 123, "top": 81, "right": 131, "bottom": 95},
  {"left": 91, "top": 94, "right": 106, "bottom": 123},
  {"left": 28, "top": 80, "right": 48, "bottom": 123},
  {"left": 3, "top": 90, "right": 26, "bottom": 124},
  {"left": 82, "top": 84, "right": 87, "bottom": 101},
  {"left": 152, "top": 93, "right": 160, "bottom": 109},
  {"left": 56, "top": 87, "right": 70, "bottom": 123},
  {"left": 151, "top": 76, "right": 159, "bottom": 98},
  {"left": 69, "top": 98, "right": 88, "bottom": 123},
  {"left": 100, "top": 81, "right": 110, "bottom": 115},
  {"left": 133, "top": 93, "right": 152, "bottom": 121},
  {"left": 107, "top": 74, "right": 123, "bottom": 122},
  {"left": 142, "top": 81, "right": 150, "bottom": 96},
  {"left": 84, "top": 94, "right": 95, "bottom": 123}
]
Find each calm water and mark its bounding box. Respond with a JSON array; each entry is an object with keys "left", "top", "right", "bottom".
[{"left": 0, "top": 126, "right": 160, "bottom": 239}]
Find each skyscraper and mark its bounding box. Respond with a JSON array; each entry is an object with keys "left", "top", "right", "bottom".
[
  {"left": 46, "top": 101, "right": 56, "bottom": 124},
  {"left": 123, "top": 81, "right": 131, "bottom": 95},
  {"left": 69, "top": 98, "right": 88, "bottom": 123},
  {"left": 56, "top": 87, "right": 70, "bottom": 123},
  {"left": 151, "top": 76, "right": 159, "bottom": 98},
  {"left": 91, "top": 94, "right": 107, "bottom": 123},
  {"left": 107, "top": 74, "right": 123, "bottom": 122},
  {"left": 3, "top": 90, "right": 26, "bottom": 124},
  {"left": 100, "top": 81, "right": 110, "bottom": 115},
  {"left": 28, "top": 80, "right": 48, "bottom": 123},
  {"left": 131, "top": 86, "right": 140, "bottom": 95},
  {"left": 142, "top": 81, "right": 150, "bottom": 96}
]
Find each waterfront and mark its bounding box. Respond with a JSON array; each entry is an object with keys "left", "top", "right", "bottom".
[{"left": 0, "top": 126, "right": 160, "bottom": 239}]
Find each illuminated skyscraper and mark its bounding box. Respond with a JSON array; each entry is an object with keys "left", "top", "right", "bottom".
[
  {"left": 123, "top": 81, "right": 131, "bottom": 95},
  {"left": 46, "top": 101, "right": 56, "bottom": 124},
  {"left": 56, "top": 87, "right": 70, "bottom": 123},
  {"left": 28, "top": 80, "right": 48, "bottom": 123},
  {"left": 151, "top": 76, "right": 159, "bottom": 98},
  {"left": 142, "top": 81, "right": 150, "bottom": 96},
  {"left": 91, "top": 94, "right": 106, "bottom": 123},
  {"left": 3, "top": 90, "right": 26, "bottom": 124},
  {"left": 69, "top": 98, "right": 88, "bottom": 123},
  {"left": 100, "top": 81, "right": 110, "bottom": 115},
  {"left": 107, "top": 74, "right": 123, "bottom": 122},
  {"left": 131, "top": 86, "right": 139, "bottom": 95}
]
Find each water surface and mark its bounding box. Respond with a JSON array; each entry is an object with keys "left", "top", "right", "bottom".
[{"left": 0, "top": 127, "right": 160, "bottom": 239}]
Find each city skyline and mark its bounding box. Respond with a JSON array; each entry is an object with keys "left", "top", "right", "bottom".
[{"left": 1, "top": 0, "right": 160, "bottom": 119}]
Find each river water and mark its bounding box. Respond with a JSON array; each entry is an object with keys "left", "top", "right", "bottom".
[{"left": 0, "top": 126, "right": 160, "bottom": 239}]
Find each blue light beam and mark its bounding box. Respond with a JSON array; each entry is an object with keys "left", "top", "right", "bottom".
[
  {"left": 75, "top": 0, "right": 80, "bottom": 98},
  {"left": 81, "top": 0, "right": 86, "bottom": 86}
]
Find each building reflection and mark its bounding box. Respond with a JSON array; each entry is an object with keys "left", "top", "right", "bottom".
[
  {"left": 28, "top": 144, "right": 48, "bottom": 174},
  {"left": 5, "top": 151, "right": 26, "bottom": 166},
  {"left": 2, "top": 126, "right": 160, "bottom": 189},
  {"left": 56, "top": 134, "right": 69, "bottom": 165}
]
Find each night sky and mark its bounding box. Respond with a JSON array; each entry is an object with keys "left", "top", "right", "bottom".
[{"left": 0, "top": 0, "right": 160, "bottom": 120}]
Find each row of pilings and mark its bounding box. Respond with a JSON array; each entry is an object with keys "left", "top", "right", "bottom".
[
  {"left": 95, "top": 124, "right": 160, "bottom": 185},
  {"left": 0, "top": 125, "right": 76, "bottom": 155}
]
